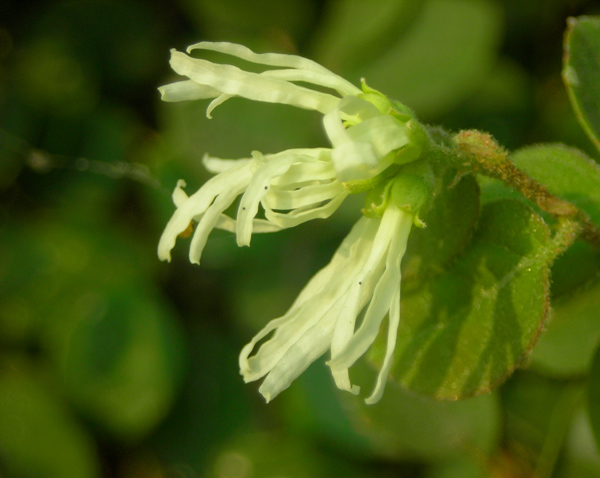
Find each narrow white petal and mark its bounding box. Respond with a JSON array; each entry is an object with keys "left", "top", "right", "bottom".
[
  {"left": 330, "top": 279, "right": 369, "bottom": 395},
  {"left": 327, "top": 206, "right": 412, "bottom": 373},
  {"left": 346, "top": 115, "right": 411, "bottom": 159},
  {"left": 258, "top": 316, "right": 337, "bottom": 402},
  {"left": 157, "top": 161, "right": 252, "bottom": 262},
  {"left": 215, "top": 214, "right": 281, "bottom": 233},
  {"left": 169, "top": 50, "right": 340, "bottom": 114},
  {"left": 187, "top": 41, "right": 361, "bottom": 95},
  {"left": 264, "top": 191, "right": 349, "bottom": 228},
  {"left": 202, "top": 154, "right": 249, "bottom": 174},
  {"left": 262, "top": 68, "right": 360, "bottom": 97},
  {"left": 236, "top": 153, "right": 296, "bottom": 246},
  {"left": 188, "top": 173, "right": 250, "bottom": 264},
  {"left": 365, "top": 210, "right": 411, "bottom": 404},
  {"left": 262, "top": 181, "right": 344, "bottom": 210},
  {"left": 172, "top": 179, "right": 188, "bottom": 208},
  {"left": 365, "top": 286, "right": 400, "bottom": 405},
  {"left": 322, "top": 96, "right": 391, "bottom": 181},
  {"left": 330, "top": 141, "right": 379, "bottom": 182},
  {"left": 158, "top": 80, "right": 220, "bottom": 102},
  {"left": 239, "top": 217, "right": 375, "bottom": 382},
  {"left": 206, "top": 94, "right": 233, "bottom": 118},
  {"left": 270, "top": 157, "right": 335, "bottom": 186}
]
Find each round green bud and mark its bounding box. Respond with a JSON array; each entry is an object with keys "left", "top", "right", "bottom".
[
  {"left": 389, "top": 161, "right": 434, "bottom": 227},
  {"left": 362, "top": 180, "right": 393, "bottom": 218}
]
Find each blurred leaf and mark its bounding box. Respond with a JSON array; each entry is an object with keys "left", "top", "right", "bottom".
[
  {"left": 29, "top": 0, "right": 167, "bottom": 90},
  {"left": 563, "top": 16, "right": 600, "bottom": 154},
  {"left": 177, "top": 0, "right": 315, "bottom": 46},
  {"left": 203, "top": 431, "right": 332, "bottom": 478},
  {"left": 149, "top": 325, "right": 250, "bottom": 474},
  {"left": 283, "top": 358, "right": 375, "bottom": 459},
  {"left": 0, "top": 218, "right": 185, "bottom": 443},
  {"left": 310, "top": 0, "right": 424, "bottom": 72},
  {"left": 158, "top": 94, "right": 323, "bottom": 164},
  {"left": 0, "top": 363, "right": 100, "bottom": 478},
  {"left": 357, "top": 0, "right": 502, "bottom": 119},
  {"left": 502, "top": 371, "right": 583, "bottom": 476},
  {"left": 428, "top": 458, "right": 486, "bottom": 478},
  {"left": 530, "top": 280, "right": 600, "bottom": 378},
  {"left": 48, "top": 283, "right": 186, "bottom": 444},
  {"left": 14, "top": 37, "right": 99, "bottom": 117},
  {"left": 588, "top": 345, "right": 600, "bottom": 454},
  {"left": 336, "top": 361, "right": 500, "bottom": 460},
  {"left": 402, "top": 167, "right": 480, "bottom": 286},
  {"left": 384, "top": 200, "right": 552, "bottom": 399},
  {"left": 560, "top": 409, "right": 600, "bottom": 477}
]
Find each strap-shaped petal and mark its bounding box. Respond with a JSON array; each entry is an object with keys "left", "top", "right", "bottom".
[
  {"left": 188, "top": 170, "right": 252, "bottom": 264},
  {"left": 239, "top": 218, "right": 376, "bottom": 384},
  {"left": 157, "top": 160, "right": 252, "bottom": 261},
  {"left": 264, "top": 191, "right": 348, "bottom": 228},
  {"left": 172, "top": 179, "right": 189, "bottom": 207},
  {"left": 365, "top": 208, "right": 411, "bottom": 404},
  {"left": 258, "top": 301, "right": 338, "bottom": 402},
  {"left": 262, "top": 181, "right": 344, "bottom": 210},
  {"left": 158, "top": 80, "right": 220, "bottom": 102},
  {"left": 262, "top": 69, "right": 361, "bottom": 97},
  {"left": 346, "top": 115, "right": 411, "bottom": 159},
  {"left": 169, "top": 50, "right": 340, "bottom": 114},
  {"left": 202, "top": 154, "right": 250, "bottom": 174},
  {"left": 328, "top": 205, "right": 412, "bottom": 374},
  {"left": 187, "top": 41, "right": 361, "bottom": 96},
  {"left": 215, "top": 214, "right": 282, "bottom": 233},
  {"left": 236, "top": 152, "right": 298, "bottom": 246}
]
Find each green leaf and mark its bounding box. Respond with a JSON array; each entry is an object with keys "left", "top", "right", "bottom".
[
  {"left": 530, "top": 280, "right": 600, "bottom": 378},
  {"left": 479, "top": 144, "right": 600, "bottom": 297},
  {"left": 402, "top": 166, "right": 480, "bottom": 285},
  {"left": 382, "top": 200, "right": 552, "bottom": 399},
  {"left": 0, "top": 363, "right": 100, "bottom": 478},
  {"left": 511, "top": 144, "right": 600, "bottom": 296},
  {"left": 563, "top": 16, "right": 600, "bottom": 154}
]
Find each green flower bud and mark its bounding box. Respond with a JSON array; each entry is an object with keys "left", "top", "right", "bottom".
[
  {"left": 389, "top": 161, "right": 434, "bottom": 227},
  {"left": 362, "top": 180, "right": 394, "bottom": 218}
]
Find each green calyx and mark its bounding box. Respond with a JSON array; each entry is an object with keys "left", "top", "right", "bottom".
[
  {"left": 362, "top": 160, "right": 433, "bottom": 226},
  {"left": 359, "top": 80, "right": 415, "bottom": 120},
  {"left": 363, "top": 180, "right": 395, "bottom": 218},
  {"left": 358, "top": 80, "right": 431, "bottom": 165}
]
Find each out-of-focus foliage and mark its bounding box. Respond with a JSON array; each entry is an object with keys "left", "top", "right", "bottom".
[{"left": 2, "top": 0, "right": 600, "bottom": 477}]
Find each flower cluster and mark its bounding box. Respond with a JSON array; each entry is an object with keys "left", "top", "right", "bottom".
[{"left": 158, "top": 42, "right": 430, "bottom": 403}]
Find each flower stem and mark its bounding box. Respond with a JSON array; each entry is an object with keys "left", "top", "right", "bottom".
[{"left": 429, "top": 128, "right": 600, "bottom": 249}]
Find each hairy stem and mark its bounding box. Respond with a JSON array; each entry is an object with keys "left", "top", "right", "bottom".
[{"left": 430, "top": 129, "right": 600, "bottom": 249}]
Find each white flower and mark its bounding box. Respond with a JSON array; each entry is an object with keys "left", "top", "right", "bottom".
[
  {"left": 159, "top": 41, "right": 417, "bottom": 183},
  {"left": 158, "top": 148, "right": 349, "bottom": 264},
  {"left": 239, "top": 202, "right": 413, "bottom": 404},
  {"left": 158, "top": 42, "right": 427, "bottom": 404}
]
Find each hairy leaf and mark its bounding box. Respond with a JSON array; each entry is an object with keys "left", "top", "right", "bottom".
[{"left": 379, "top": 200, "right": 552, "bottom": 399}]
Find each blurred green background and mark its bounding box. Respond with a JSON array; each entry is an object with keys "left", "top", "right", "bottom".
[{"left": 1, "top": 0, "right": 600, "bottom": 477}]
